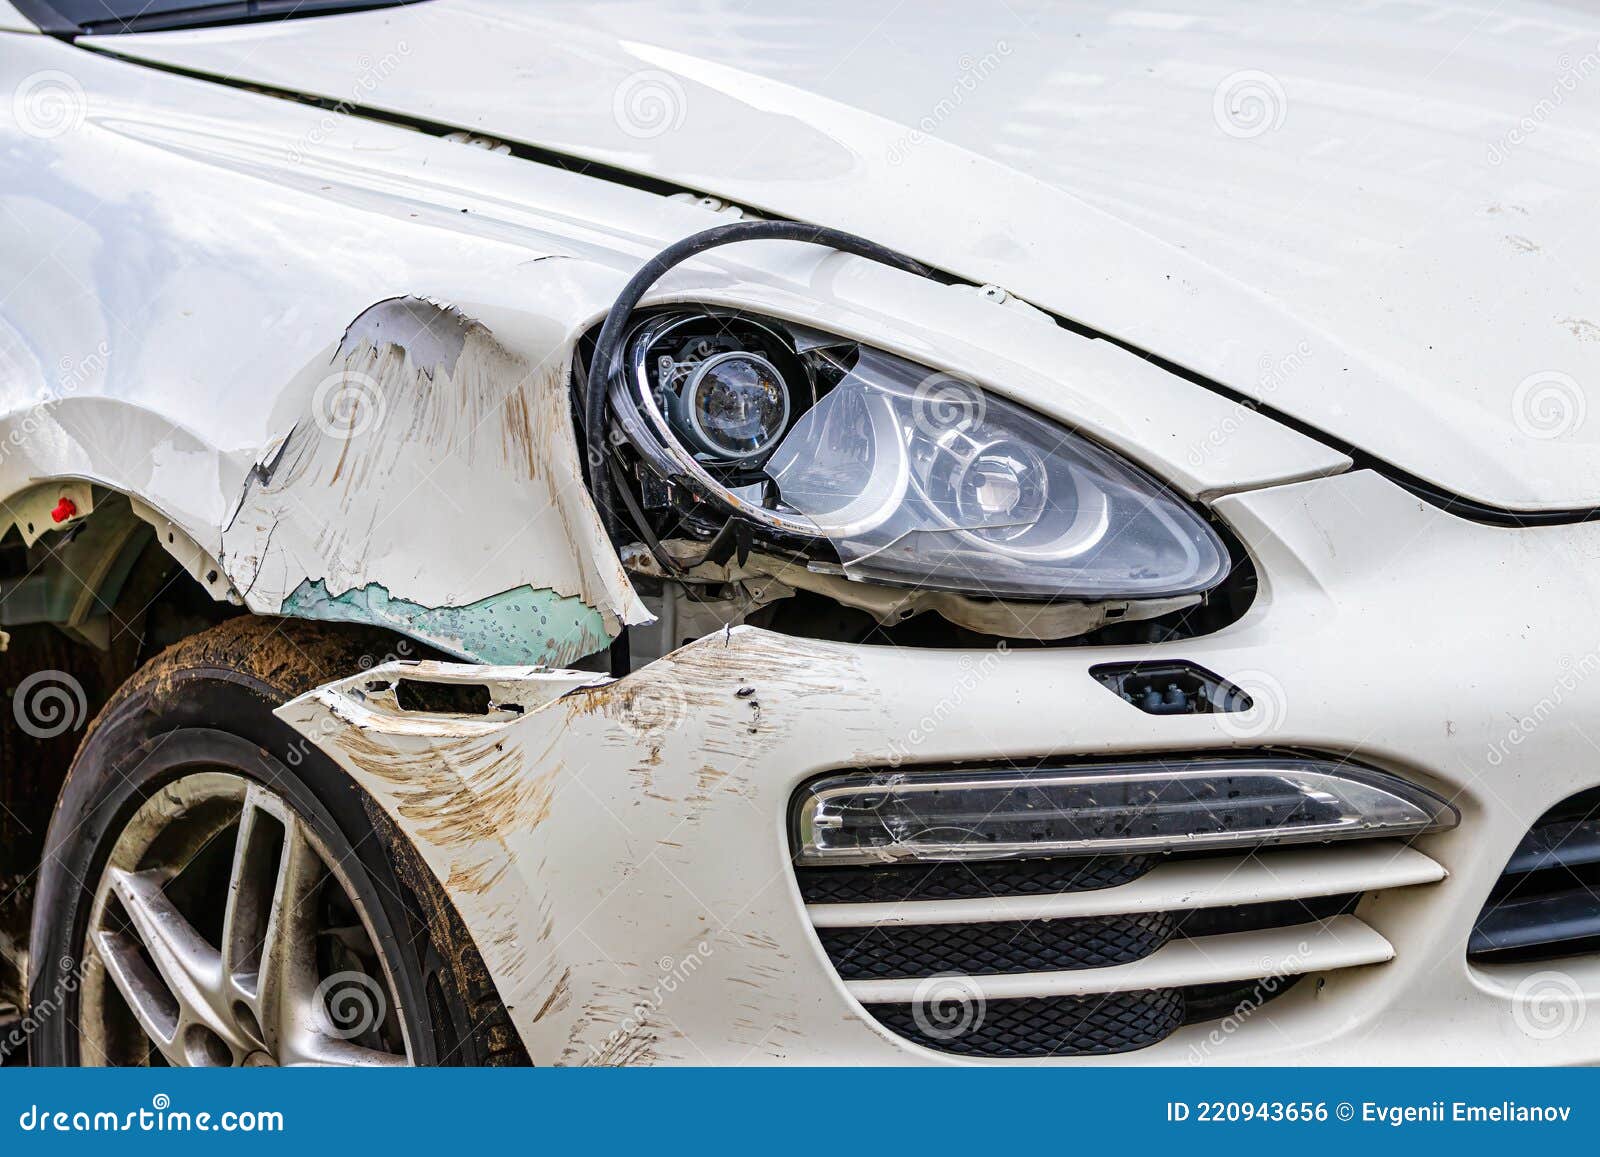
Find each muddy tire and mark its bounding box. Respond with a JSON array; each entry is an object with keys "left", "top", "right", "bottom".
[{"left": 26, "top": 617, "right": 528, "bottom": 1067}]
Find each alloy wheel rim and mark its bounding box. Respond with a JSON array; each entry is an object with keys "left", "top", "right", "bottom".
[{"left": 77, "top": 771, "right": 411, "bottom": 1067}]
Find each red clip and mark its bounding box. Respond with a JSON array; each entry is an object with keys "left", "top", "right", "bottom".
[{"left": 50, "top": 497, "right": 77, "bottom": 523}]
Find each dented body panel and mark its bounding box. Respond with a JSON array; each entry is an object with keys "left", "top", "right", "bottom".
[
  {"left": 8, "top": 3, "right": 1600, "bottom": 1069},
  {"left": 0, "top": 32, "right": 1343, "bottom": 664},
  {"left": 80, "top": 0, "right": 1600, "bottom": 512},
  {"left": 278, "top": 470, "right": 1600, "bottom": 1064}
]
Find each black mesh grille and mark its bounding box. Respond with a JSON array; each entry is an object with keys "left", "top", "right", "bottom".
[
  {"left": 870, "top": 989, "right": 1184, "bottom": 1058},
  {"left": 1180, "top": 976, "right": 1305, "bottom": 1024},
  {"left": 1471, "top": 786, "right": 1600, "bottom": 964},
  {"left": 797, "top": 856, "right": 1152, "bottom": 904},
  {"left": 821, "top": 913, "right": 1176, "bottom": 979}
]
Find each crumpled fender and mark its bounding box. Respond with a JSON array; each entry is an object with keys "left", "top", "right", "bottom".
[{"left": 221, "top": 295, "right": 650, "bottom": 665}]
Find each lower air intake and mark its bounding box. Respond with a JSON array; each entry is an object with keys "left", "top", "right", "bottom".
[
  {"left": 795, "top": 758, "right": 1452, "bottom": 1059},
  {"left": 1470, "top": 785, "right": 1600, "bottom": 963},
  {"left": 872, "top": 989, "right": 1184, "bottom": 1059}
]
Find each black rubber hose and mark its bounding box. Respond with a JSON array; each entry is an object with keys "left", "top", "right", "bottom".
[
  {"left": 583, "top": 219, "right": 932, "bottom": 531},
  {"left": 584, "top": 220, "right": 932, "bottom": 677}
]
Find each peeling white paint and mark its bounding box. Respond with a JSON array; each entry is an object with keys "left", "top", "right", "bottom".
[{"left": 220, "top": 296, "right": 649, "bottom": 664}]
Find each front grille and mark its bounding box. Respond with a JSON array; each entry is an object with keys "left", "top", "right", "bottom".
[
  {"left": 1470, "top": 786, "right": 1600, "bottom": 963},
  {"left": 821, "top": 913, "right": 1177, "bottom": 979},
  {"left": 796, "top": 856, "right": 1152, "bottom": 904},
  {"left": 872, "top": 989, "right": 1185, "bottom": 1059},
  {"left": 801, "top": 843, "right": 1444, "bottom": 1058}
]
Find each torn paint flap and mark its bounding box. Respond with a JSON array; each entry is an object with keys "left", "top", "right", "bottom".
[
  {"left": 221, "top": 296, "right": 650, "bottom": 666},
  {"left": 282, "top": 578, "right": 611, "bottom": 667}
]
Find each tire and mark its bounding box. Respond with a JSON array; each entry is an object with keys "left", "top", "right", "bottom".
[{"left": 27, "top": 617, "right": 528, "bottom": 1067}]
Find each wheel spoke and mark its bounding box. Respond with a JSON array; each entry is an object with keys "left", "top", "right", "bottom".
[
  {"left": 89, "top": 928, "right": 184, "bottom": 1065},
  {"left": 102, "top": 867, "right": 247, "bottom": 1062},
  {"left": 222, "top": 788, "right": 291, "bottom": 997},
  {"left": 84, "top": 773, "right": 413, "bottom": 1068},
  {"left": 255, "top": 807, "right": 331, "bottom": 1057},
  {"left": 279, "top": 1030, "right": 410, "bottom": 1068}
]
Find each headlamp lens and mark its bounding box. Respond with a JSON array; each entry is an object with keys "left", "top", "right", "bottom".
[{"left": 681, "top": 352, "right": 790, "bottom": 460}]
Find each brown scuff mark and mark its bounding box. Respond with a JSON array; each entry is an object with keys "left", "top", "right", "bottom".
[
  {"left": 563, "top": 991, "right": 659, "bottom": 1067},
  {"left": 324, "top": 721, "right": 562, "bottom": 857},
  {"left": 562, "top": 628, "right": 863, "bottom": 730},
  {"left": 222, "top": 296, "right": 650, "bottom": 658},
  {"left": 530, "top": 967, "right": 573, "bottom": 1024},
  {"left": 554, "top": 627, "right": 874, "bottom": 815}
]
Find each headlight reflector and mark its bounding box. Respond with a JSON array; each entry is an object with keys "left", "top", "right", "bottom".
[
  {"left": 678, "top": 351, "right": 791, "bottom": 461},
  {"left": 609, "top": 310, "right": 1229, "bottom": 600}
]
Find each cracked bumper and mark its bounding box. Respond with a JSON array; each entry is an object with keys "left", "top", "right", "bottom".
[{"left": 277, "top": 469, "right": 1600, "bottom": 1064}]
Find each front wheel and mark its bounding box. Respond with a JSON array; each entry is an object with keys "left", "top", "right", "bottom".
[{"left": 28, "top": 618, "right": 527, "bottom": 1067}]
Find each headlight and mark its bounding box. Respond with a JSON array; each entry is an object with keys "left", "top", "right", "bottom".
[{"left": 607, "top": 309, "right": 1229, "bottom": 600}]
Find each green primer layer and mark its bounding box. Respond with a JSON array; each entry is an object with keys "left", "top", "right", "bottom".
[{"left": 281, "top": 579, "right": 611, "bottom": 666}]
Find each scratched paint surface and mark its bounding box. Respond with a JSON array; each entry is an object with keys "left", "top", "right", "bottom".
[{"left": 220, "top": 297, "right": 649, "bottom": 664}]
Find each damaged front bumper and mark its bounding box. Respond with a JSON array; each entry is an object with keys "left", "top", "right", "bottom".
[{"left": 277, "top": 469, "right": 1600, "bottom": 1064}]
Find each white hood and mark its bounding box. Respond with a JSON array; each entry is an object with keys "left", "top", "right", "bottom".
[{"left": 86, "top": 0, "right": 1600, "bottom": 511}]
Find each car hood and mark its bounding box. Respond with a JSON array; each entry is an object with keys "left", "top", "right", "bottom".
[{"left": 85, "top": 0, "right": 1600, "bottom": 511}]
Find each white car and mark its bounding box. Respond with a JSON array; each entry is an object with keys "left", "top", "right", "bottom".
[{"left": 0, "top": 0, "right": 1597, "bottom": 1067}]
